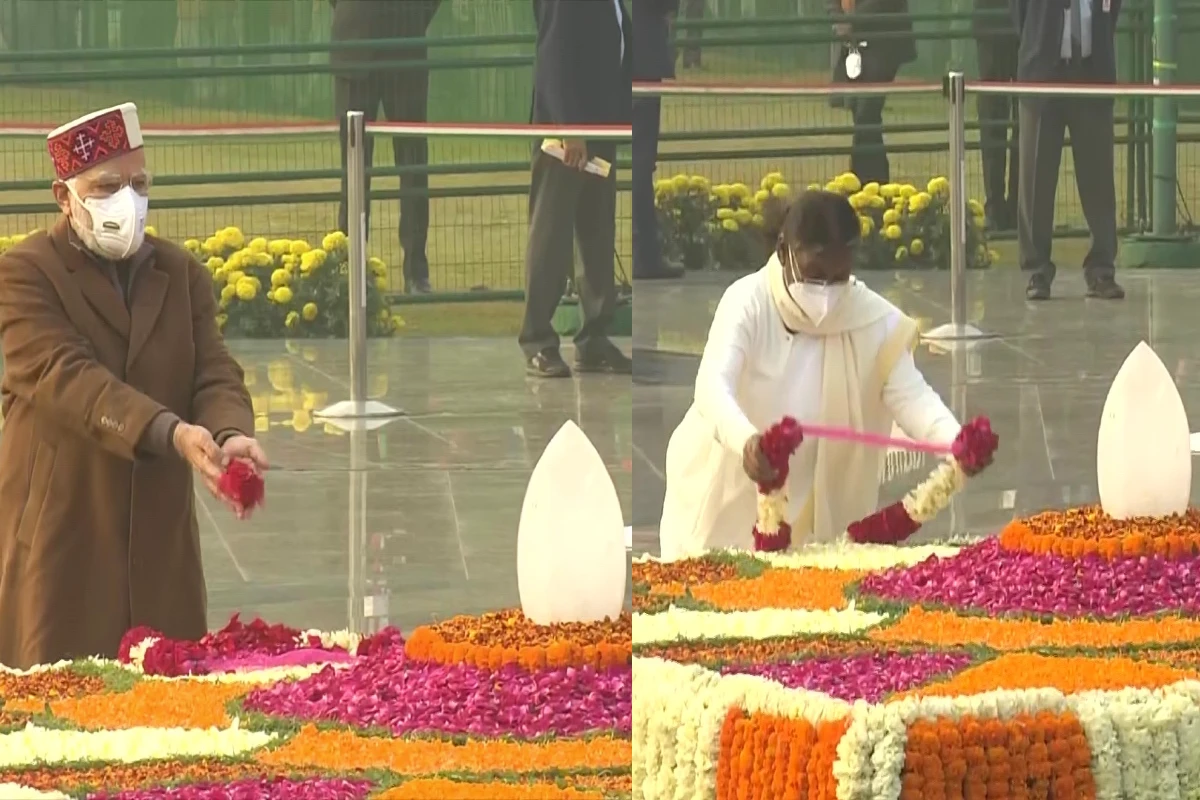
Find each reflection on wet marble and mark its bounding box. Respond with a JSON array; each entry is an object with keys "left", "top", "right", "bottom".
[
  {"left": 632, "top": 269, "right": 1200, "bottom": 555},
  {"left": 7, "top": 338, "right": 632, "bottom": 634}
]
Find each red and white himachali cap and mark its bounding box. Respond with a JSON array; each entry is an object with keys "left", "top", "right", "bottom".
[{"left": 46, "top": 102, "right": 144, "bottom": 181}]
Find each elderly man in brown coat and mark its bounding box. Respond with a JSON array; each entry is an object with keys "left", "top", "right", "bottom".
[{"left": 0, "top": 103, "right": 264, "bottom": 669}]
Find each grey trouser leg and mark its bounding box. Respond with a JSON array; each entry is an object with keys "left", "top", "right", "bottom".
[
  {"left": 1017, "top": 96, "right": 1065, "bottom": 282},
  {"left": 1066, "top": 96, "right": 1117, "bottom": 278},
  {"left": 519, "top": 153, "right": 617, "bottom": 359}
]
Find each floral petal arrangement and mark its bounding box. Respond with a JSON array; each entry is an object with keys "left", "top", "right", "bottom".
[
  {"left": 0, "top": 611, "right": 631, "bottom": 798},
  {"left": 655, "top": 170, "right": 998, "bottom": 272},
  {"left": 633, "top": 505, "right": 1200, "bottom": 799},
  {"left": 0, "top": 227, "right": 404, "bottom": 340}
]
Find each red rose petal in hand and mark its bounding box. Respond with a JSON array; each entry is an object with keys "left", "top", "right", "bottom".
[
  {"left": 952, "top": 416, "right": 999, "bottom": 476},
  {"left": 218, "top": 459, "right": 265, "bottom": 511}
]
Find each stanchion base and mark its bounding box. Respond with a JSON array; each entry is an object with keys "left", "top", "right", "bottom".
[
  {"left": 922, "top": 323, "right": 996, "bottom": 342},
  {"left": 314, "top": 399, "right": 405, "bottom": 420}
]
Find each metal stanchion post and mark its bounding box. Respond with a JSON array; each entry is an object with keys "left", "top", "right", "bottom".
[
  {"left": 925, "top": 72, "right": 993, "bottom": 342},
  {"left": 316, "top": 110, "right": 404, "bottom": 422}
]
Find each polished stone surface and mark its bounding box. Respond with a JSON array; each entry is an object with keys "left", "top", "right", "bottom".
[
  {"left": 7, "top": 338, "right": 632, "bottom": 634},
  {"left": 632, "top": 269, "right": 1200, "bottom": 555}
]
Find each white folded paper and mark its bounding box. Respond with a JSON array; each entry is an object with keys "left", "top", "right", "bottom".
[{"left": 541, "top": 138, "right": 612, "bottom": 178}]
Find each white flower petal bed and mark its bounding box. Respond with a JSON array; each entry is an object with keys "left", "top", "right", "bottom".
[
  {"left": 633, "top": 658, "right": 1200, "bottom": 800},
  {"left": 633, "top": 537, "right": 1200, "bottom": 800},
  {"left": 0, "top": 723, "right": 275, "bottom": 768},
  {"left": 632, "top": 606, "right": 888, "bottom": 645},
  {"left": 0, "top": 784, "right": 71, "bottom": 799}
]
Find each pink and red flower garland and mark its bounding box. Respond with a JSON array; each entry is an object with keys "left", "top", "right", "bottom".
[
  {"left": 847, "top": 416, "right": 998, "bottom": 545},
  {"left": 751, "top": 417, "right": 805, "bottom": 552}
]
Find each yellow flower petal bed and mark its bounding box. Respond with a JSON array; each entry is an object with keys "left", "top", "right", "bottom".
[
  {"left": 0, "top": 612, "right": 631, "bottom": 798},
  {"left": 633, "top": 529, "right": 1200, "bottom": 799}
]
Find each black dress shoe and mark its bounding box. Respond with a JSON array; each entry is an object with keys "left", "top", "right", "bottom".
[
  {"left": 405, "top": 277, "right": 432, "bottom": 295},
  {"left": 526, "top": 349, "right": 572, "bottom": 378},
  {"left": 575, "top": 340, "right": 632, "bottom": 374},
  {"left": 1086, "top": 276, "right": 1125, "bottom": 300},
  {"left": 1025, "top": 276, "right": 1051, "bottom": 301}
]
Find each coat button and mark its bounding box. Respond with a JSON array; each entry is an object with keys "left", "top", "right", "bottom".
[{"left": 117, "top": 423, "right": 125, "bottom": 433}]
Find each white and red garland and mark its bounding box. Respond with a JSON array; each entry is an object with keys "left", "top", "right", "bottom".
[{"left": 751, "top": 416, "right": 998, "bottom": 551}]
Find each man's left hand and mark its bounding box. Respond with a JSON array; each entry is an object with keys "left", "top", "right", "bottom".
[{"left": 222, "top": 435, "right": 269, "bottom": 473}]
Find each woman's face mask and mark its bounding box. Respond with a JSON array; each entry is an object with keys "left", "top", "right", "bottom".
[
  {"left": 785, "top": 248, "right": 849, "bottom": 325},
  {"left": 67, "top": 182, "right": 148, "bottom": 261}
]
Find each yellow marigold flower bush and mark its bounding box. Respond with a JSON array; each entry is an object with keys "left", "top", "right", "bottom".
[
  {"left": 654, "top": 170, "right": 997, "bottom": 271},
  {"left": 186, "top": 227, "right": 401, "bottom": 338},
  {"left": 0, "top": 227, "right": 403, "bottom": 339}
]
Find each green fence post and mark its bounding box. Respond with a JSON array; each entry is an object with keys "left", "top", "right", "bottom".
[
  {"left": 1152, "top": 0, "right": 1177, "bottom": 235},
  {"left": 1119, "top": 0, "right": 1200, "bottom": 267}
]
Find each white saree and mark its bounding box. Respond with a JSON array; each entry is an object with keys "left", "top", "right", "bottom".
[{"left": 658, "top": 256, "right": 962, "bottom": 561}]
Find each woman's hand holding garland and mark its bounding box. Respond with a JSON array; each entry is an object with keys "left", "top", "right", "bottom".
[{"left": 748, "top": 417, "right": 804, "bottom": 552}]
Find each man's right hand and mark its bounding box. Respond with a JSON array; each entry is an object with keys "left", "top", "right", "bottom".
[
  {"left": 742, "top": 433, "right": 778, "bottom": 484},
  {"left": 562, "top": 138, "right": 589, "bottom": 170},
  {"left": 173, "top": 422, "right": 226, "bottom": 499}
]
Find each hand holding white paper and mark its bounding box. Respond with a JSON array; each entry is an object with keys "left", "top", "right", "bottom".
[
  {"left": 517, "top": 421, "right": 627, "bottom": 624},
  {"left": 1097, "top": 341, "right": 1191, "bottom": 519},
  {"left": 845, "top": 47, "right": 862, "bottom": 80}
]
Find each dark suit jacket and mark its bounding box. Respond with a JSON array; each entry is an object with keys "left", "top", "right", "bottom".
[
  {"left": 973, "top": 0, "right": 1017, "bottom": 42},
  {"left": 531, "top": 0, "right": 632, "bottom": 160},
  {"left": 1010, "top": 0, "right": 1121, "bottom": 81},
  {"left": 826, "top": 0, "right": 917, "bottom": 72},
  {"left": 329, "top": 0, "right": 442, "bottom": 74},
  {"left": 634, "top": 0, "right": 679, "bottom": 81}
]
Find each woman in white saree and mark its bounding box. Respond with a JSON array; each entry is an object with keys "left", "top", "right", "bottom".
[{"left": 659, "top": 190, "right": 964, "bottom": 561}]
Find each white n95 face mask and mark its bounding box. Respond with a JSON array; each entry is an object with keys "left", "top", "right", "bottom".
[
  {"left": 788, "top": 282, "right": 848, "bottom": 326},
  {"left": 68, "top": 183, "right": 148, "bottom": 261}
]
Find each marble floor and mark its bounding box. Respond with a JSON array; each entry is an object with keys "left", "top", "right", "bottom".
[
  {"left": 632, "top": 268, "right": 1200, "bottom": 555},
  {"left": 1, "top": 338, "right": 632, "bottom": 635}
]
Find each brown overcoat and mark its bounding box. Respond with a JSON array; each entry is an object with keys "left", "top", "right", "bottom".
[{"left": 0, "top": 218, "right": 253, "bottom": 669}]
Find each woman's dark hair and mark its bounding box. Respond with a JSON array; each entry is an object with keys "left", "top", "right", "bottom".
[{"left": 760, "top": 189, "right": 860, "bottom": 256}]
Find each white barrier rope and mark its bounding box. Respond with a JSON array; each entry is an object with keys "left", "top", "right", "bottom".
[
  {"left": 633, "top": 78, "right": 1200, "bottom": 100},
  {"left": 0, "top": 121, "right": 630, "bottom": 139},
  {"left": 633, "top": 80, "right": 941, "bottom": 97}
]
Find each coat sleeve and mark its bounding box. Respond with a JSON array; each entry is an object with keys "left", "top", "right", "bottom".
[
  {"left": 881, "top": 349, "right": 961, "bottom": 446},
  {"left": 187, "top": 259, "right": 254, "bottom": 440},
  {"left": 693, "top": 286, "right": 759, "bottom": 455},
  {"left": 535, "top": 0, "right": 598, "bottom": 124},
  {"left": 0, "top": 251, "right": 167, "bottom": 460}
]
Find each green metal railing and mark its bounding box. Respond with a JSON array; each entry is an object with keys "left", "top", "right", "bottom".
[{"left": 0, "top": 0, "right": 1194, "bottom": 297}]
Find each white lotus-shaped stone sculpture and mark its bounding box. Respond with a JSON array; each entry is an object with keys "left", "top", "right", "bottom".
[
  {"left": 517, "top": 420, "right": 627, "bottom": 624},
  {"left": 1097, "top": 341, "right": 1191, "bottom": 519}
]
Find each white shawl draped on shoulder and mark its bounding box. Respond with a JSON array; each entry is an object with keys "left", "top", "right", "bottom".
[{"left": 658, "top": 256, "right": 961, "bottom": 561}]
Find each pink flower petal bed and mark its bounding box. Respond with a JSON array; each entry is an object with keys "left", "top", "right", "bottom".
[{"left": 0, "top": 612, "right": 632, "bottom": 799}]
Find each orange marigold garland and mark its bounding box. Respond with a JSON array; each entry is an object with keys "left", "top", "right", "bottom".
[
  {"left": 1000, "top": 506, "right": 1200, "bottom": 560},
  {"left": 900, "top": 712, "right": 1095, "bottom": 800},
  {"left": 404, "top": 609, "right": 631, "bottom": 671},
  {"left": 716, "top": 707, "right": 847, "bottom": 800}
]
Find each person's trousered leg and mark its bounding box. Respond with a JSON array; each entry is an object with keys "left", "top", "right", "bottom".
[
  {"left": 336, "top": 75, "right": 381, "bottom": 238},
  {"left": 572, "top": 170, "right": 619, "bottom": 356},
  {"left": 1065, "top": 96, "right": 1118, "bottom": 281},
  {"left": 1017, "top": 96, "right": 1066, "bottom": 292},
  {"left": 519, "top": 153, "right": 582, "bottom": 360},
  {"left": 380, "top": 67, "right": 431, "bottom": 287},
  {"left": 632, "top": 93, "right": 666, "bottom": 277}
]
